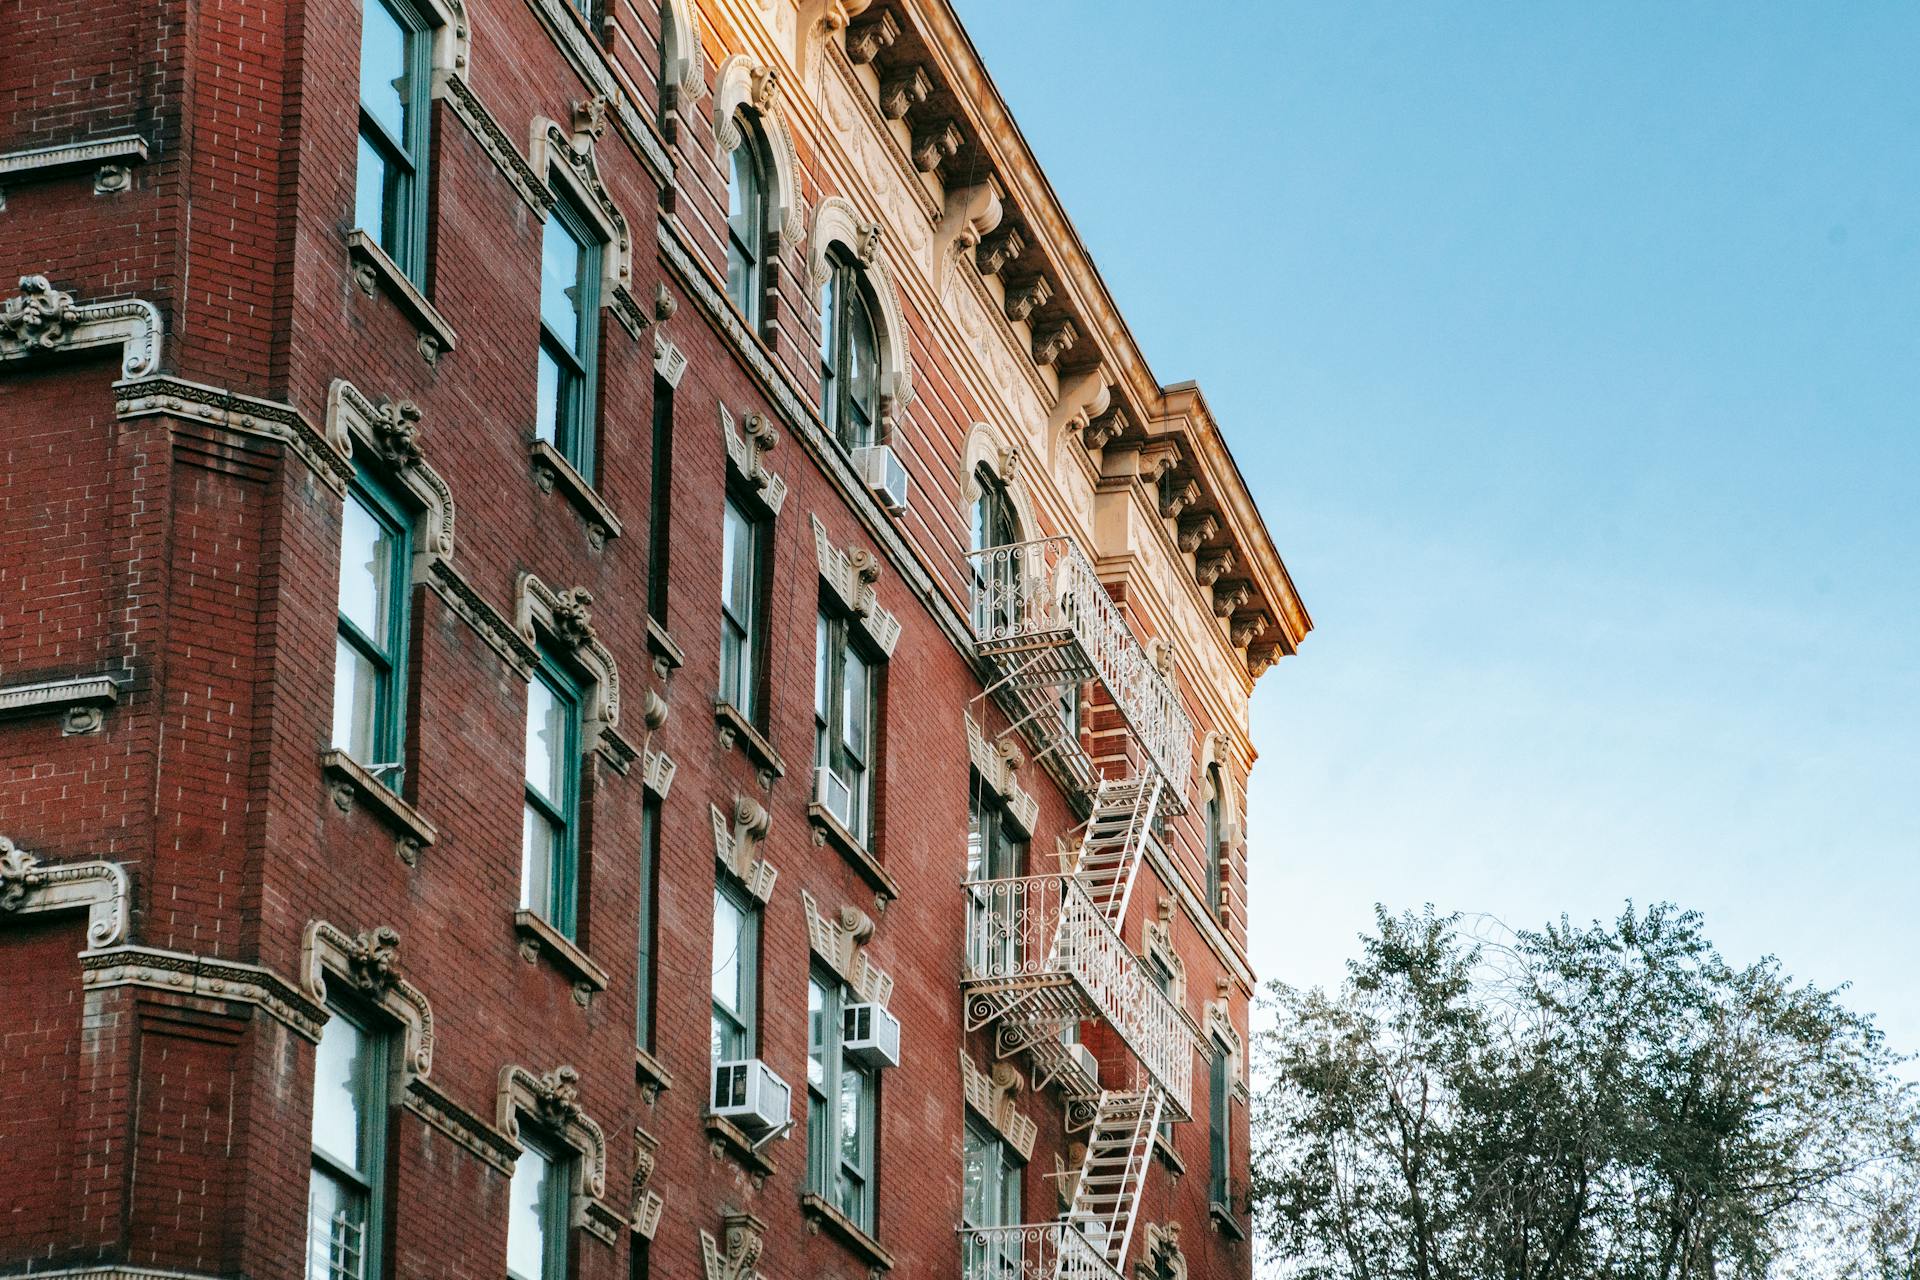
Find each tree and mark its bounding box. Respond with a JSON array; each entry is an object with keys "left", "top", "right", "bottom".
[{"left": 1250, "top": 904, "right": 1920, "bottom": 1279}]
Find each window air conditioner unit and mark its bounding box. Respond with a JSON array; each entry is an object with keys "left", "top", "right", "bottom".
[
  {"left": 1067, "top": 1040, "right": 1100, "bottom": 1086},
  {"left": 813, "top": 766, "right": 854, "bottom": 832},
  {"left": 842, "top": 1002, "right": 902, "bottom": 1069},
  {"left": 710, "top": 1058, "right": 792, "bottom": 1135},
  {"left": 853, "top": 445, "right": 910, "bottom": 515}
]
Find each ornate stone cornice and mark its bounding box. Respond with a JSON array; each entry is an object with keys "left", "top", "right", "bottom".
[
  {"left": 300, "top": 920, "right": 435, "bottom": 1080},
  {"left": 1, "top": 275, "right": 160, "bottom": 378},
  {"left": 325, "top": 379, "right": 456, "bottom": 574},
  {"left": 959, "top": 1052, "right": 1036, "bottom": 1160},
  {"left": 426, "top": 559, "right": 537, "bottom": 677},
  {"left": 403, "top": 1077, "right": 519, "bottom": 1173},
  {"left": 514, "top": 573, "right": 629, "bottom": 771},
  {"left": 81, "top": 945, "right": 327, "bottom": 1040},
  {"left": 0, "top": 835, "right": 129, "bottom": 947},
  {"left": 116, "top": 375, "right": 352, "bottom": 494},
  {"left": 436, "top": 73, "right": 549, "bottom": 213}
]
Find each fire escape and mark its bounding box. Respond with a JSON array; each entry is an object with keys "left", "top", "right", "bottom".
[{"left": 961, "top": 535, "right": 1197, "bottom": 1279}]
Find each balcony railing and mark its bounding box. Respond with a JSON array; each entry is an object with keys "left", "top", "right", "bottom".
[
  {"left": 958, "top": 1222, "right": 1123, "bottom": 1280},
  {"left": 968, "top": 537, "right": 1193, "bottom": 799},
  {"left": 963, "top": 875, "right": 1193, "bottom": 1117}
]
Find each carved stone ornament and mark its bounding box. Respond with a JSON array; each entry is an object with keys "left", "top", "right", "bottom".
[
  {"left": 845, "top": 8, "right": 898, "bottom": 63},
  {"left": 1247, "top": 642, "right": 1282, "bottom": 678},
  {"left": 529, "top": 114, "right": 641, "bottom": 336},
  {"left": 1033, "top": 318, "right": 1077, "bottom": 368},
  {"left": 0, "top": 274, "right": 161, "bottom": 378},
  {"left": 806, "top": 197, "right": 914, "bottom": 411},
  {"left": 1177, "top": 512, "right": 1219, "bottom": 554},
  {"left": 713, "top": 55, "right": 804, "bottom": 247},
  {"left": 700, "top": 1210, "right": 767, "bottom": 1280},
  {"left": 1135, "top": 1221, "right": 1189, "bottom": 1280},
  {"left": 301, "top": 919, "right": 436, "bottom": 1079},
  {"left": 1229, "top": 612, "right": 1268, "bottom": 648},
  {"left": 912, "top": 118, "right": 962, "bottom": 173},
  {"left": 514, "top": 573, "right": 628, "bottom": 769},
  {"left": 810, "top": 515, "right": 903, "bottom": 656},
  {"left": 879, "top": 65, "right": 930, "bottom": 121},
  {"left": 800, "top": 889, "right": 893, "bottom": 1006},
  {"left": 323, "top": 379, "right": 456, "bottom": 571},
  {"left": 964, "top": 712, "right": 1039, "bottom": 835},
  {"left": 1160, "top": 476, "right": 1201, "bottom": 520},
  {"left": 1212, "top": 579, "right": 1252, "bottom": 618},
  {"left": 1003, "top": 273, "right": 1052, "bottom": 324},
  {"left": 720, "top": 402, "right": 788, "bottom": 513},
  {"left": 976, "top": 224, "right": 1025, "bottom": 278},
  {"left": 960, "top": 1052, "right": 1037, "bottom": 1160},
  {"left": 1195, "top": 547, "right": 1235, "bottom": 588},
  {"left": 630, "top": 1125, "right": 664, "bottom": 1238},
  {"left": 0, "top": 834, "right": 130, "bottom": 948},
  {"left": 498, "top": 1063, "right": 609, "bottom": 1200},
  {"left": 711, "top": 800, "right": 778, "bottom": 903},
  {"left": 1084, "top": 405, "right": 1131, "bottom": 452}
]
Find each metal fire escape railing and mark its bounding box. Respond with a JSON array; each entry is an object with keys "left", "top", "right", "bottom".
[
  {"left": 969, "top": 536, "right": 1193, "bottom": 805},
  {"left": 963, "top": 534, "right": 1200, "bottom": 1280},
  {"left": 963, "top": 875, "right": 1194, "bottom": 1118}
]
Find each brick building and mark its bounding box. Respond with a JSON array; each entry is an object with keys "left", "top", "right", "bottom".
[{"left": 0, "top": 0, "right": 1310, "bottom": 1277}]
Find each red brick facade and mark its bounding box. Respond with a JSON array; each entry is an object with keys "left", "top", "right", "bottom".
[{"left": 0, "top": 2, "right": 1309, "bottom": 1279}]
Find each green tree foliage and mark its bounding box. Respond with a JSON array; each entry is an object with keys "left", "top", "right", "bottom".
[{"left": 1250, "top": 904, "right": 1920, "bottom": 1279}]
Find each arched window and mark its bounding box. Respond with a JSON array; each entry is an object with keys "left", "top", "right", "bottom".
[
  {"left": 970, "top": 464, "right": 1018, "bottom": 637},
  {"left": 725, "top": 125, "right": 768, "bottom": 326},
  {"left": 970, "top": 464, "right": 1016, "bottom": 555},
  {"left": 1205, "top": 765, "right": 1226, "bottom": 910},
  {"left": 819, "top": 249, "right": 880, "bottom": 451}
]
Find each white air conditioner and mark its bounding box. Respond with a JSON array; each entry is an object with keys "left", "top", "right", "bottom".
[
  {"left": 853, "top": 445, "right": 910, "bottom": 515},
  {"left": 842, "top": 1002, "right": 902, "bottom": 1069},
  {"left": 1067, "top": 1040, "right": 1100, "bottom": 1086},
  {"left": 813, "top": 766, "right": 854, "bottom": 831},
  {"left": 710, "top": 1058, "right": 792, "bottom": 1135}
]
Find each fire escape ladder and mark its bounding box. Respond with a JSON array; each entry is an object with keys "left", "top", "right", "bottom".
[
  {"left": 1070, "top": 774, "right": 1163, "bottom": 928},
  {"left": 1064, "top": 1087, "right": 1164, "bottom": 1272}
]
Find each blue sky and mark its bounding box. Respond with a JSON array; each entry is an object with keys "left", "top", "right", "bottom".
[{"left": 957, "top": 3, "right": 1920, "bottom": 1052}]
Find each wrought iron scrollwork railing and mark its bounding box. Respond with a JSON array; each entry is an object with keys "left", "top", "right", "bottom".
[
  {"left": 967, "top": 536, "right": 1193, "bottom": 799},
  {"left": 958, "top": 1222, "right": 1124, "bottom": 1280},
  {"left": 963, "top": 875, "right": 1194, "bottom": 1117}
]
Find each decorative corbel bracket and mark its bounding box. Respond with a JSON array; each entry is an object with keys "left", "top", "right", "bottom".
[
  {"left": 800, "top": 890, "right": 893, "bottom": 1006},
  {"left": 721, "top": 403, "right": 788, "bottom": 514},
  {"left": 514, "top": 574, "right": 632, "bottom": 771},
  {"left": 0, "top": 834, "right": 129, "bottom": 948},
  {"left": 325, "top": 380, "right": 457, "bottom": 578},
  {"left": 959, "top": 1053, "right": 1037, "bottom": 1160},
  {"left": 965, "top": 713, "right": 1039, "bottom": 834},
  {"left": 630, "top": 1124, "right": 664, "bottom": 1239},
  {"left": 810, "top": 516, "right": 902, "bottom": 656},
  {"left": 711, "top": 798, "right": 777, "bottom": 902},
  {"left": 0, "top": 274, "right": 160, "bottom": 378},
  {"left": 700, "top": 1211, "right": 767, "bottom": 1280}
]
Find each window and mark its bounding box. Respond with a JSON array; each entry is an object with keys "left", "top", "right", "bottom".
[
  {"left": 808, "top": 972, "right": 878, "bottom": 1230},
  {"left": 1205, "top": 767, "right": 1225, "bottom": 912},
  {"left": 1146, "top": 952, "right": 1177, "bottom": 1144},
  {"left": 307, "top": 1000, "right": 391, "bottom": 1280},
  {"left": 355, "top": 0, "right": 431, "bottom": 281},
  {"left": 646, "top": 376, "right": 672, "bottom": 624},
  {"left": 635, "top": 798, "right": 659, "bottom": 1052},
  {"left": 522, "top": 657, "right": 583, "bottom": 937},
  {"left": 819, "top": 250, "right": 880, "bottom": 451},
  {"left": 710, "top": 877, "right": 758, "bottom": 1060},
  {"left": 718, "top": 496, "right": 766, "bottom": 722},
  {"left": 969, "top": 465, "right": 1018, "bottom": 637},
  {"left": 333, "top": 473, "right": 411, "bottom": 787},
  {"left": 506, "top": 1131, "right": 570, "bottom": 1280},
  {"left": 724, "top": 127, "right": 767, "bottom": 326},
  {"left": 1209, "top": 1035, "right": 1231, "bottom": 1207},
  {"left": 961, "top": 1115, "right": 1023, "bottom": 1271},
  {"left": 965, "top": 787, "right": 1027, "bottom": 977},
  {"left": 814, "top": 609, "right": 877, "bottom": 843},
  {"left": 536, "top": 196, "right": 603, "bottom": 481}
]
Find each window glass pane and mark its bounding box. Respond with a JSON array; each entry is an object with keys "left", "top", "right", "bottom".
[
  {"left": 961, "top": 1120, "right": 989, "bottom": 1226},
  {"left": 312, "top": 1012, "right": 370, "bottom": 1173},
  {"left": 354, "top": 136, "right": 387, "bottom": 242},
  {"left": 525, "top": 677, "right": 567, "bottom": 802},
  {"left": 505, "top": 1143, "right": 553, "bottom": 1280},
  {"left": 721, "top": 501, "right": 753, "bottom": 621},
  {"left": 521, "top": 805, "right": 555, "bottom": 913},
  {"left": 838, "top": 1067, "right": 865, "bottom": 1171},
  {"left": 332, "top": 635, "right": 379, "bottom": 759},
  {"left": 636, "top": 803, "right": 656, "bottom": 1051},
  {"left": 711, "top": 888, "right": 744, "bottom": 1024},
  {"left": 358, "top": 0, "right": 410, "bottom": 145},
  {"left": 308, "top": 1167, "right": 369, "bottom": 1280},
  {"left": 535, "top": 347, "right": 561, "bottom": 446},
  {"left": 339, "top": 494, "right": 392, "bottom": 642},
  {"left": 807, "top": 977, "right": 828, "bottom": 1090},
  {"left": 841, "top": 647, "right": 868, "bottom": 764},
  {"left": 848, "top": 292, "right": 878, "bottom": 440},
  {"left": 814, "top": 613, "right": 830, "bottom": 731},
  {"left": 540, "top": 215, "right": 585, "bottom": 355}
]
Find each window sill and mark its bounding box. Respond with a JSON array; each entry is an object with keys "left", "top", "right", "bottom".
[
  {"left": 1154, "top": 1130, "right": 1185, "bottom": 1177},
  {"left": 345, "top": 228, "right": 458, "bottom": 365},
  {"left": 645, "top": 617, "right": 685, "bottom": 673},
  {"left": 513, "top": 909, "right": 611, "bottom": 1004},
  {"left": 705, "top": 1114, "right": 778, "bottom": 1182},
  {"left": 0, "top": 672, "right": 120, "bottom": 735},
  {"left": 529, "top": 438, "right": 623, "bottom": 548},
  {"left": 799, "top": 1192, "right": 894, "bottom": 1272},
  {"left": 714, "top": 700, "right": 785, "bottom": 778},
  {"left": 1209, "top": 1200, "right": 1247, "bottom": 1241},
  {"left": 807, "top": 804, "right": 899, "bottom": 905},
  {"left": 322, "top": 749, "right": 437, "bottom": 864},
  {"left": 634, "top": 1045, "right": 673, "bottom": 1102}
]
